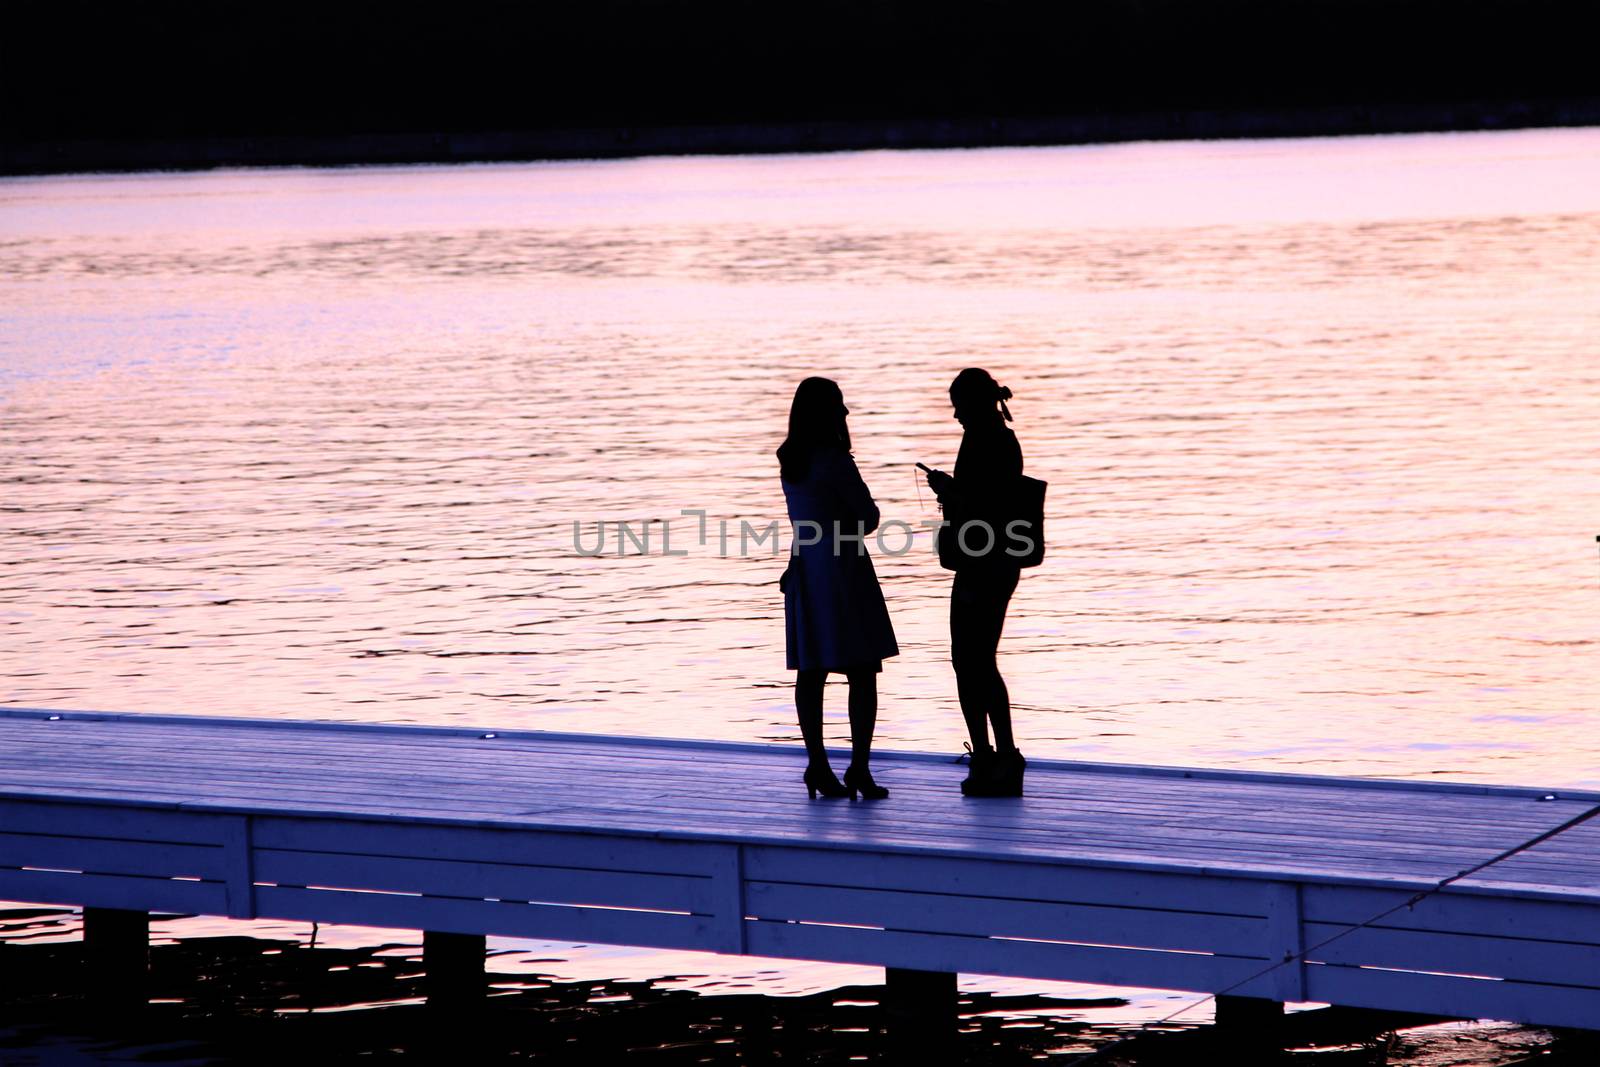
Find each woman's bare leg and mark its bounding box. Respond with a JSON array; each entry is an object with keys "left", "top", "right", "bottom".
[
  {"left": 795, "top": 668, "right": 828, "bottom": 767},
  {"left": 988, "top": 671, "right": 1015, "bottom": 753},
  {"left": 845, "top": 668, "right": 878, "bottom": 769},
  {"left": 952, "top": 568, "right": 1019, "bottom": 752},
  {"left": 952, "top": 571, "right": 993, "bottom": 751}
]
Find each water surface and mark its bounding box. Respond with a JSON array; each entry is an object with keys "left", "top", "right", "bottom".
[{"left": 3, "top": 129, "right": 1598, "bottom": 1031}]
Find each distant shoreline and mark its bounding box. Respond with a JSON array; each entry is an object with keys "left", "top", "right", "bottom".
[{"left": 6, "top": 97, "right": 1600, "bottom": 177}]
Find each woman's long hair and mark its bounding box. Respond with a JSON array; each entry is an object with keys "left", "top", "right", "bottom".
[{"left": 777, "top": 376, "right": 850, "bottom": 482}]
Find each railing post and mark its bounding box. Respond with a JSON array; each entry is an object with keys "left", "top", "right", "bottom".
[
  {"left": 710, "top": 843, "right": 747, "bottom": 954},
  {"left": 83, "top": 907, "right": 148, "bottom": 1011},
  {"left": 222, "top": 814, "right": 257, "bottom": 919},
  {"left": 1264, "top": 882, "right": 1305, "bottom": 1002}
]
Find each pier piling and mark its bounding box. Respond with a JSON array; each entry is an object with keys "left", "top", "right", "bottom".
[
  {"left": 884, "top": 967, "right": 957, "bottom": 1055},
  {"left": 1215, "top": 994, "right": 1285, "bottom": 1052},
  {"left": 423, "top": 930, "right": 486, "bottom": 1009},
  {"left": 82, "top": 907, "right": 147, "bottom": 1011}
]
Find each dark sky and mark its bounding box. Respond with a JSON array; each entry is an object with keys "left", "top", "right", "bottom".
[{"left": 5, "top": 0, "right": 1598, "bottom": 143}]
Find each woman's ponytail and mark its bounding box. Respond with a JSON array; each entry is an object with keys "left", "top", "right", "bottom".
[{"left": 950, "top": 367, "right": 1014, "bottom": 421}]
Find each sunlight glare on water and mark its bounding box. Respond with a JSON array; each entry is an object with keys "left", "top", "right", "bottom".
[{"left": 3, "top": 128, "right": 1599, "bottom": 798}]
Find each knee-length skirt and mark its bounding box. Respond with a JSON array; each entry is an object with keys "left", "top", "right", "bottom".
[{"left": 783, "top": 545, "right": 899, "bottom": 673}]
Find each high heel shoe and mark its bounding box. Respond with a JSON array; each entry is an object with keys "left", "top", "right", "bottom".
[
  {"left": 843, "top": 764, "right": 888, "bottom": 800},
  {"left": 959, "top": 742, "right": 995, "bottom": 797},
  {"left": 961, "top": 744, "right": 1025, "bottom": 797},
  {"left": 993, "top": 747, "right": 1026, "bottom": 797},
  {"left": 804, "top": 763, "right": 853, "bottom": 800}
]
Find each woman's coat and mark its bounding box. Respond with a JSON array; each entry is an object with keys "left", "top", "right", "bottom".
[{"left": 781, "top": 446, "right": 899, "bottom": 672}]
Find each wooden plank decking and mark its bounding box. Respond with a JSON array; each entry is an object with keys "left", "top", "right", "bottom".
[{"left": 3, "top": 706, "right": 1599, "bottom": 1029}]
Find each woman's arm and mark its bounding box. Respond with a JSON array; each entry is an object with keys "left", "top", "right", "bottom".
[
  {"left": 941, "top": 428, "right": 1022, "bottom": 514},
  {"left": 830, "top": 450, "right": 882, "bottom": 533}
]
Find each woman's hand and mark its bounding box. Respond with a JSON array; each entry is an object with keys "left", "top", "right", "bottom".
[{"left": 924, "top": 468, "right": 955, "bottom": 498}]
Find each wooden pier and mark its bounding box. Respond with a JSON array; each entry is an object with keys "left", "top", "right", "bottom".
[{"left": 2, "top": 706, "right": 1599, "bottom": 1031}]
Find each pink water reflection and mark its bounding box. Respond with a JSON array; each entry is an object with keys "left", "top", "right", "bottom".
[{"left": 3, "top": 128, "right": 1599, "bottom": 1011}]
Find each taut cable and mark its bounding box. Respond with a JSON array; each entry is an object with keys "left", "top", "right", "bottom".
[{"left": 1063, "top": 796, "right": 1600, "bottom": 1065}]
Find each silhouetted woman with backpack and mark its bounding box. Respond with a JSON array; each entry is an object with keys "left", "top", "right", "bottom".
[
  {"left": 923, "top": 368, "right": 1031, "bottom": 796},
  {"left": 779, "top": 376, "right": 898, "bottom": 801}
]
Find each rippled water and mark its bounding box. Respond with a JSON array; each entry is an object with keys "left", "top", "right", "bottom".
[
  {"left": 5, "top": 129, "right": 1597, "bottom": 787},
  {"left": 3, "top": 131, "right": 1599, "bottom": 1037}
]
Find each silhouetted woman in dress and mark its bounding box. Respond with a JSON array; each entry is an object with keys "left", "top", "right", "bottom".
[
  {"left": 779, "top": 377, "right": 897, "bottom": 800},
  {"left": 923, "top": 368, "right": 1027, "bottom": 796}
]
